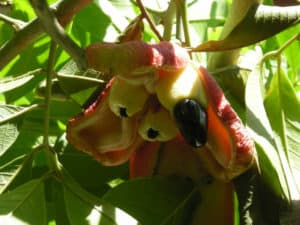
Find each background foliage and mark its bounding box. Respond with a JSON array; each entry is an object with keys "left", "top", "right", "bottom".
[{"left": 0, "top": 0, "right": 300, "bottom": 224}]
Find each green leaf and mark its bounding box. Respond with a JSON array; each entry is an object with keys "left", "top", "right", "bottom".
[
  {"left": 245, "top": 65, "right": 286, "bottom": 199},
  {"left": 212, "top": 66, "right": 249, "bottom": 106},
  {"left": 264, "top": 70, "right": 300, "bottom": 199},
  {"left": 185, "top": 0, "right": 228, "bottom": 45},
  {"left": 56, "top": 134, "right": 128, "bottom": 195},
  {"left": 0, "top": 147, "right": 34, "bottom": 194},
  {"left": 102, "top": 176, "right": 194, "bottom": 225},
  {"left": 0, "top": 74, "right": 35, "bottom": 93},
  {"left": 0, "top": 69, "right": 42, "bottom": 93},
  {"left": 61, "top": 168, "right": 138, "bottom": 225},
  {"left": 1, "top": 35, "right": 49, "bottom": 103},
  {"left": 0, "top": 179, "right": 47, "bottom": 225},
  {"left": 11, "top": 0, "right": 37, "bottom": 21},
  {"left": 276, "top": 24, "right": 300, "bottom": 83},
  {"left": 70, "top": 3, "right": 111, "bottom": 46},
  {"left": 193, "top": 4, "right": 300, "bottom": 52},
  {"left": 0, "top": 123, "right": 19, "bottom": 157},
  {"left": 57, "top": 73, "right": 105, "bottom": 107},
  {"left": 64, "top": 187, "right": 138, "bottom": 225},
  {"left": 57, "top": 73, "right": 104, "bottom": 94},
  {"left": 97, "top": 0, "right": 136, "bottom": 36},
  {"left": 1, "top": 35, "right": 49, "bottom": 77},
  {"left": 50, "top": 179, "right": 71, "bottom": 225},
  {"left": 0, "top": 126, "right": 40, "bottom": 165},
  {"left": 56, "top": 60, "right": 106, "bottom": 106},
  {"left": 0, "top": 155, "right": 26, "bottom": 192},
  {"left": 0, "top": 104, "right": 39, "bottom": 125}
]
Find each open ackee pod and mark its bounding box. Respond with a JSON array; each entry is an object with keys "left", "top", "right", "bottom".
[
  {"left": 66, "top": 40, "right": 256, "bottom": 225},
  {"left": 67, "top": 41, "right": 255, "bottom": 180}
]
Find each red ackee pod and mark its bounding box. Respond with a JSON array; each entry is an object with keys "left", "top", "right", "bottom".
[
  {"left": 196, "top": 66, "right": 254, "bottom": 180},
  {"left": 66, "top": 78, "right": 144, "bottom": 166},
  {"left": 66, "top": 40, "right": 254, "bottom": 225}
]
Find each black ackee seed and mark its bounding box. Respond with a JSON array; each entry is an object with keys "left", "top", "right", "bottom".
[
  {"left": 173, "top": 98, "right": 207, "bottom": 148},
  {"left": 147, "top": 128, "right": 159, "bottom": 139},
  {"left": 119, "top": 107, "right": 128, "bottom": 117}
]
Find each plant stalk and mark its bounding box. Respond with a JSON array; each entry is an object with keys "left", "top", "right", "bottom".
[
  {"left": 43, "top": 41, "right": 60, "bottom": 172},
  {"left": 179, "top": 0, "right": 191, "bottom": 46}
]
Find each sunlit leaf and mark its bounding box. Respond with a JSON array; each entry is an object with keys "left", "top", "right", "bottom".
[
  {"left": 11, "top": 0, "right": 37, "bottom": 21},
  {"left": 1, "top": 35, "right": 49, "bottom": 103},
  {"left": 0, "top": 104, "right": 39, "bottom": 124},
  {"left": 102, "top": 176, "right": 194, "bottom": 225},
  {"left": 70, "top": 3, "right": 111, "bottom": 47},
  {"left": 192, "top": 4, "right": 300, "bottom": 52},
  {"left": 0, "top": 73, "right": 35, "bottom": 93},
  {"left": 0, "top": 155, "right": 25, "bottom": 192},
  {"left": 97, "top": 0, "right": 136, "bottom": 31},
  {"left": 3, "top": 72, "right": 45, "bottom": 103},
  {"left": 276, "top": 24, "right": 300, "bottom": 83},
  {"left": 1, "top": 35, "right": 50, "bottom": 77},
  {"left": 245, "top": 65, "right": 286, "bottom": 199},
  {"left": 64, "top": 188, "right": 138, "bottom": 225},
  {"left": 0, "top": 151, "right": 34, "bottom": 194},
  {"left": 0, "top": 179, "right": 47, "bottom": 225},
  {"left": 0, "top": 123, "right": 19, "bottom": 157},
  {"left": 264, "top": 70, "right": 300, "bottom": 199},
  {"left": 62, "top": 168, "right": 138, "bottom": 225}
]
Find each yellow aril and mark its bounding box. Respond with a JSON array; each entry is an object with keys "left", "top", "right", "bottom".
[
  {"left": 138, "top": 107, "right": 178, "bottom": 142},
  {"left": 155, "top": 63, "right": 207, "bottom": 113},
  {"left": 108, "top": 78, "right": 149, "bottom": 117}
]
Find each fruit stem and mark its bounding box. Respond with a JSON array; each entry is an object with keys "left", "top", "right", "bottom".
[{"left": 43, "top": 41, "right": 61, "bottom": 173}]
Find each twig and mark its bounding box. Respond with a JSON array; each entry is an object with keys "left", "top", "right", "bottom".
[
  {"left": 175, "top": 1, "right": 182, "bottom": 40},
  {"left": 0, "top": 0, "right": 92, "bottom": 70},
  {"left": 136, "top": 0, "right": 163, "bottom": 41},
  {"left": 162, "top": 0, "right": 177, "bottom": 41},
  {"left": 43, "top": 41, "right": 56, "bottom": 149},
  {"left": 260, "top": 32, "right": 300, "bottom": 67},
  {"left": 0, "top": 13, "right": 26, "bottom": 31},
  {"left": 30, "top": 0, "right": 87, "bottom": 71},
  {"left": 42, "top": 41, "right": 61, "bottom": 172},
  {"left": 179, "top": 0, "right": 191, "bottom": 46}
]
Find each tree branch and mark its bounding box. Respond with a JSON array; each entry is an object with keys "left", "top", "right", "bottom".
[
  {"left": 0, "top": 0, "right": 91, "bottom": 70},
  {"left": 30, "top": 0, "right": 87, "bottom": 71},
  {"left": 136, "top": 0, "right": 163, "bottom": 41},
  {"left": 0, "top": 13, "right": 26, "bottom": 31}
]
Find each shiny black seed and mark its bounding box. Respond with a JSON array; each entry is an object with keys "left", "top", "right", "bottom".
[
  {"left": 119, "top": 107, "right": 128, "bottom": 117},
  {"left": 173, "top": 98, "right": 207, "bottom": 148},
  {"left": 147, "top": 128, "right": 159, "bottom": 139}
]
